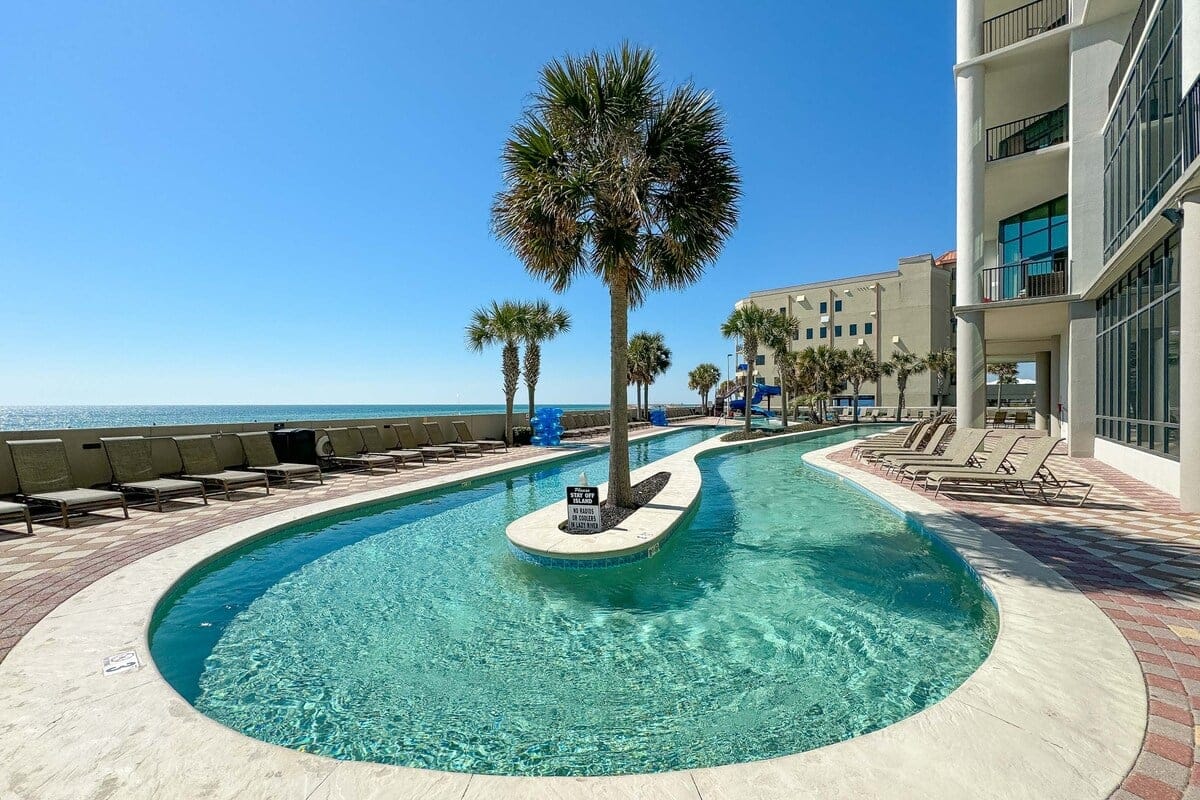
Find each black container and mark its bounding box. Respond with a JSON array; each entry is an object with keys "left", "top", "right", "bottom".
[{"left": 270, "top": 428, "right": 319, "bottom": 464}]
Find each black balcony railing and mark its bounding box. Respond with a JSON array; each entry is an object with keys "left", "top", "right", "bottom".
[
  {"left": 982, "top": 0, "right": 1069, "bottom": 53},
  {"left": 986, "top": 104, "right": 1068, "bottom": 161},
  {"left": 1184, "top": 75, "right": 1200, "bottom": 167},
  {"left": 981, "top": 255, "right": 1068, "bottom": 302},
  {"left": 1108, "top": 0, "right": 1151, "bottom": 106}
]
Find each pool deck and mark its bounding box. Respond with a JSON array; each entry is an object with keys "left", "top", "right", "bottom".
[{"left": 0, "top": 422, "right": 1195, "bottom": 798}]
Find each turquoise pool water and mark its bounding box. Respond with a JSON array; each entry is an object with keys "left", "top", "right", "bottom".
[{"left": 150, "top": 426, "right": 996, "bottom": 777}]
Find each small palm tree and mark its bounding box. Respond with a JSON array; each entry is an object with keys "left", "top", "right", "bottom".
[
  {"left": 925, "top": 348, "right": 956, "bottom": 413},
  {"left": 627, "top": 332, "right": 654, "bottom": 421},
  {"left": 687, "top": 363, "right": 722, "bottom": 414},
  {"left": 988, "top": 361, "right": 1019, "bottom": 408},
  {"left": 879, "top": 350, "right": 927, "bottom": 421},
  {"left": 520, "top": 300, "right": 572, "bottom": 420},
  {"left": 492, "top": 45, "right": 740, "bottom": 507},
  {"left": 762, "top": 311, "right": 799, "bottom": 428},
  {"left": 845, "top": 345, "right": 881, "bottom": 424},
  {"left": 466, "top": 300, "right": 526, "bottom": 446},
  {"left": 811, "top": 345, "right": 848, "bottom": 421},
  {"left": 642, "top": 333, "right": 671, "bottom": 417},
  {"left": 721, "top": 304, "right": 773, "bottom": 434}
]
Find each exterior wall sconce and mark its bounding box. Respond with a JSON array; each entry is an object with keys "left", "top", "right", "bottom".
[
  {"left": 1161, "top": 207, "right": 1183, "bottom": 226},
  {"left": 795, "top": 294, "right": 806, "bottom": 302},
  {"left": 869, "top": 310, "right": 878, "bottom": 316},
  {"left": 857, "top": 338, "right": 865, "bottom": 345},
  {"left": 892, "top": 335, "right": 901, "bottom": 344}
]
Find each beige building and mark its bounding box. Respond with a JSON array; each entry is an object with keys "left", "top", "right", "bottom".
[{"left": 735, "top": 251, "right": 957, "bottom": 408}]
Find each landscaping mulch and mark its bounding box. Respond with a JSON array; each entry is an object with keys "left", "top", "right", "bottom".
[
  {"left": 719, "top": 421, "right": 838, "bottom": 443},
  {"left": 562, "top": 471, "right": 670, "bottom": 534}
]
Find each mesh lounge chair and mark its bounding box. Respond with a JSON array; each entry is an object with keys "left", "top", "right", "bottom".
[
  {"left": 991, "top": 409, "right": 1008, "bottom": 428},
  {"left": 8, "top": 439, "right": 128, "bottom": 528},
  {"left": 321, "top": 427, "right": 398, "bottom": 473},
  {"left": 423, "top": 422, "right": 481, "bottom": 457},
  {"left": 357, "top": 425, "right": 424, "bottom": 468},
  {"left": 236, "top": 432, "right": 323, "bottom": 486},
  {"left": 173, "top": 435, "right": 270, "bottom": 499},
  {"left": 926, "top": 436, "right": 1091, "bottom": 505},
  {"left": 0, "top": 501, "right": 33, "bottom": 535},
  {"left": 1012, "top": 410, "right": 1031, "bottom": 428},
  {"left": 882, "top": 428, "right": 991, "bottom": 485},
  {"left": 101, "top": 436, "right": 208, "bottom": 511},
  {"left": 451, "top": 420, "right": 506, "bottom": 453},
  {"left": 394, "top": 422, "right": 454, "bottom": 461},
  {"left": 852, "top": 420, "right": 929, "bottom": 458},
  {"left": 862, "top": 423, "right": 953, "bottom": 465}
]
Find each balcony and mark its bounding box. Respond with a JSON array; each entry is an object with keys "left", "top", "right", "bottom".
[
  {"left": 1107, "top": 0, "right": 1151, "bottom": 106},
  {"left": 1185, "top": 74, "right": 1200, "bottom": 167},
  {"left": 982, "top": 0, "right": 1069, "bottom": 53},
  {"left": 987, "top": 104, "right": 1068, "bottom": 162},
  {"left": 982, "top": 254, "right": 1068, "bottom": 302}
]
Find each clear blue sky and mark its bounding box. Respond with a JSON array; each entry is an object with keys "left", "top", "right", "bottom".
[{"left": 0, "top": 2, "right": 957, "bottom": 406}]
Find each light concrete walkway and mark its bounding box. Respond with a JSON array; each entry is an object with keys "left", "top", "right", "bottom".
[{"left": 0, "top": 425, "right": 1151, "bottom": 799}]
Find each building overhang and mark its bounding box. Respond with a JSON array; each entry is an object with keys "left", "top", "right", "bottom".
[
  {"left": 956, "top": 294, "right": 1078, "bottom": 343},
  {"left": 953, "top": 22, "right": 1078, "bottom": 74}
]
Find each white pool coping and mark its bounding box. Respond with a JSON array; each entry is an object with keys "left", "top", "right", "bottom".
[{"left": 0, "top": 430, "right": 1146, "bottom": 799}]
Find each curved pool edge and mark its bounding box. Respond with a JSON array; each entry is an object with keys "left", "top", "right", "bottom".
[
  {"left": 0, "top": 431, "right": 1147, "bottom": 799},
  {"left": 505, "top": 424, "right": 854, "bottom": 567}
]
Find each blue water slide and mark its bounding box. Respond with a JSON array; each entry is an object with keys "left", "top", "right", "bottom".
[{"left": 728, "top": 384, "right": 780, "bottom": 417}]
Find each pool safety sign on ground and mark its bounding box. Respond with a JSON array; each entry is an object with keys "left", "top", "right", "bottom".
[{"left": 567, "top": 485, "right": 601, "bottom": 533}]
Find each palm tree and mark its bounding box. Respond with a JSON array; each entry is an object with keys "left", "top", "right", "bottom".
[
  {"left": 811, "top": 345, "right": 848, "bottom": 421},
  {"left": 879, "top": 350, "right": 927, "bottom": 421},
  {"left": 988, "top": 361, "right": 1019, "bottom": 408},
  {"left": 925, "top": 348, "right": 956, "bottom": 413},
  {"left": 465, "top": 300, "right": 527, "bottom": 446},
  {"left": 762, "top": 311, "right": 799, "bottom": 428},
  {"left": 520, "top": 300, "right": 572, "bottom": 420},
  {"left": 628, "top": 331, "right": 670, "bottom": 420},
  {"left": 687, "top": 363, "right": 721, "bottom": 414},
  {"left": 721, "top": 304, "right": 773, "bottom": 434},
  {"left": 844, "top": 345, "right": 881, "bottom": 424},
  {"left": 642, "top": 333, "right": 672, "bottom": 417},
  {"left": 492, "top": 46, "right": 740, "bottom": 507}
]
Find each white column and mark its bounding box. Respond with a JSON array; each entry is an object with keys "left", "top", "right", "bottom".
[
  {"left": 957, "top": 0, "right": 984, "bottom": 62},
  {"left": 1180, "top": 190, "right": 1200, "bottom": 512},
  {"left": 955, "top": 60, "right": 987, "bottom": 429},
  {"left": 1050, "top": 334, "right": 1062, "bottom": 438},
  {"left": 1067, "top": 301, "right": 1097, "bottom": 457},
  {"left": 1035, "top": 351, "right": 1051, "bottom": 431}
]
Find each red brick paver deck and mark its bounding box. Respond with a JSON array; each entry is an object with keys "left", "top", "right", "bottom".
[{"left": 831, "top": 436, "right": 1200, "bottom": 800}]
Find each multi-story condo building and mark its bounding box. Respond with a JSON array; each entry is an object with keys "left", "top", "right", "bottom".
[
  {"left": 954, "top": 0, "right": 1199, "bottom": 507},
  {"left": 735, "top": 251, "right": 957, "bottom": 408}
]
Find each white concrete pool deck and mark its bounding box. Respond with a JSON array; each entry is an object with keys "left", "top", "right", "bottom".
[{"left": 0, "top": 427, "right": 1146, "bottom": 799}]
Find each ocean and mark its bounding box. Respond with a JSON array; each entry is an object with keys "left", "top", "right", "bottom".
[{"left": 0, "top": 404, "right": 611, "bottom": 432}]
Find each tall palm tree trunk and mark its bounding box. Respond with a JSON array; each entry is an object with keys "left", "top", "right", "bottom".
[
  {"left": 897, "top": 380, "right": 907, "bottom": 422},
  {"left": 609, "top": 283, "right": 632, "bottom": 508},
  {"left": 502, "top": 342, "right": 519, "bottom": 446},
  {"left": 780, "top": 382, "right": 789, "bottom": 428},
  {"left": 743, "top": 351, "right": 755, "bottom": 434},
  {"left": 524, "top": 342, "right": 541, "bottom": 420}
]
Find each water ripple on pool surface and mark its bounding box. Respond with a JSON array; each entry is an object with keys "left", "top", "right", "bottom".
[{"left": 151, "top": 427, "right": 997, "bottom": 776}]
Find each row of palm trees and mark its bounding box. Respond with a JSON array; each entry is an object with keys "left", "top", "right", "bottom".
[
  {"left": 628, "top": 332, "right": 672, "bottom": 421},
  {"left": 720, "top": 304, "right": 956, "bottom": 433},
  {"left": 465, "top": 299, "right": 571, "bottom": 446}
]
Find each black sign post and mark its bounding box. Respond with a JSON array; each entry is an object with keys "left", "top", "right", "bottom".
[{"left": 566, "top": 485, "right": 601, "bottom": 533}]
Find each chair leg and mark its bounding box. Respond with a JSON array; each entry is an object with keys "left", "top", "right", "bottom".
[
  {"left": 155, "top": 492, "right": 163, "bottom": 513},
  {"left": 60, "top": 505, "right": 71, "bottom": 528},
  {"left": 264, "top": 478, "right": 271, "bottom": 495},
  {"left": 200, "top": 485, "right": 209, "bottom": 505},
  {"left": 24, "top": 509, "right": 33, "bottom": 535},
  {"left": 121, "top": 497, "right": 129, "bottom": 519},
  {"left": 317, "top": 469, "right": 324, "bottom": 485},
  {"left": 223, "top": 483, "right": 231, "bottom": 501}
]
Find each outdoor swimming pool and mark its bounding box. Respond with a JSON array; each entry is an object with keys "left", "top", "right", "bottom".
[{"left": 150, "top": 425, "right": 997, "bottom": 777}]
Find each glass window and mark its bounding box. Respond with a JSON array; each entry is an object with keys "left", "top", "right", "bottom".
[
  {"left": 834, "top": 325, "right": 842, "bottom": 337},
  {"left": 754, "top": 354, "right": 765, "bottom": 366},
  {"left": 779, "top": 307, "right": 785, "bottom": 315},
  {"left": 835, "top": 299, "right": 843, "bottom": 312},
  {"left": 849, "top": 324, "right": 857, "bottom": 335},
  {"left": 998, "top": 195, "right": 1068, "bottom": 267},
  {"left": 819, "top": 301, "right": 827, "bottom": 313},
  {"left": 1096, "top": 230, "right": 1180, "bottom": 459},
  {"left": 864, "top": 322, "right": 873, "bottom": 334},
  {"left": 819, "top": 327, "right": 827, "bottom": 338},
  {"left": 806, "top": 328, "right": 813, "bottom": 340}
]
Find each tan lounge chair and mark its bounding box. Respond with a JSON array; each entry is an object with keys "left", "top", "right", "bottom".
[
  {"left": 423, "top": 422, "right": 481, "bottom": 457},
  {"left": 174, "top": 435, "right": 270, "bottom": 499},
  {"left": 1012, "top": 410, "right": 1031, "bottom": 428},
  {"left": 926, "top": 436, "right": 1090, "bottom": 505},
  {"left": 236, "top": 432, "right": 324, "bottom": 486},
  {"left": 357, "top": 425, "right": 424, "bottom": 468},
  {"left": 323, "top": 428, "right": 397, "bottom": 473},
  {"left": 394, "top": 422, "right": 455, "bottom": 462},
  {"left": 101, "top": 436, "right": 208, "bottom": 511},
  {"left": 8, "top": 439, "right": 128, "bottom": 527},
  {"left": 451, "top": 420, "right": 506, "bottom": 453},
  {"left": 881, "top": 428, "right": 991, "bottom": 485},
  {"left": 0, "top": 501, "right": 33, "bottom": 535},
  {"left": 862, "top": 423, "right": 953, "bottom": 465},
  {"left": 852, "top": 419, "right": 930, "bottom": 459}
]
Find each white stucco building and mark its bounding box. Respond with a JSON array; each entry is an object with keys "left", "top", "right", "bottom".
[{"left": 954, "top": 0, "right": 1199, "bottom": 507}]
